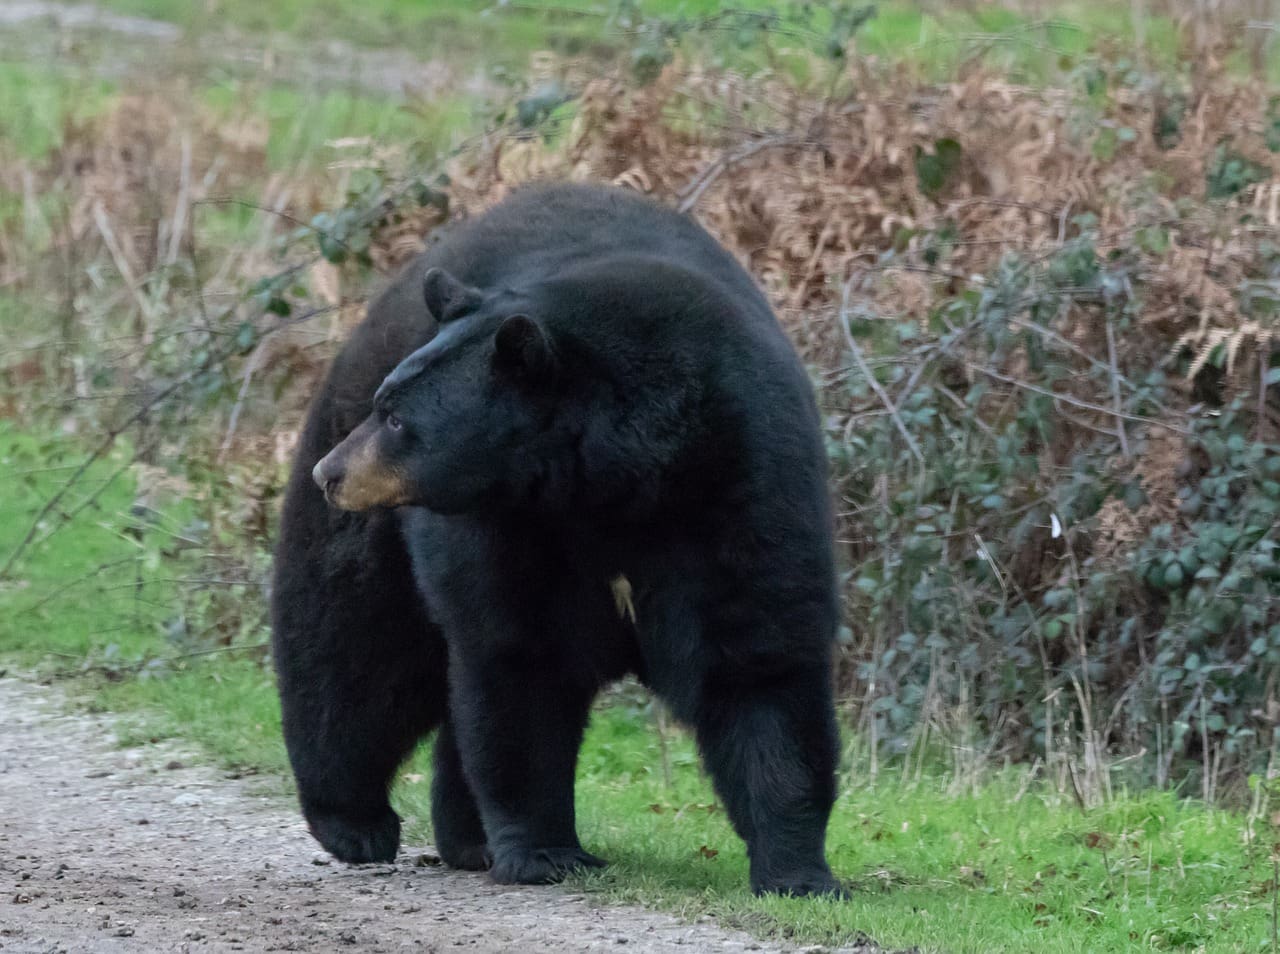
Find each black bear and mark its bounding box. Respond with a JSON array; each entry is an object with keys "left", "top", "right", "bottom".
[{"left": 271, "top": 182, "right": 843, "bottom": 896}]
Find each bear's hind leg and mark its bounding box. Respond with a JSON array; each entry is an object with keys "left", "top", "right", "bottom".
[
  {"left": 273, "top": 509, "right": 446, "bottom": 865},
  {"left": 431, "top": 719, "right": 491, "bottom": 870},
  {"left": 285, "top": 664, "right": 434, "bottom": 866},
  {"left": 281, "top": 625, "right": 443, "bottom": 865},
  {"left": 694, "top": 668, "right": 844, "bottom": 897}
]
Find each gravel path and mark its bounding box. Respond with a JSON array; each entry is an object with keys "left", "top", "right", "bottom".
[{"left": 0, "top": 677, "right": 888, "bottom": 954}]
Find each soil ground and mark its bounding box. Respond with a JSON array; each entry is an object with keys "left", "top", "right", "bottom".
[{"left": 0, "top": 676, "right": 886, "bottom": 954}]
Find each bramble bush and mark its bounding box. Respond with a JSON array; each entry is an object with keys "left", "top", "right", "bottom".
[{"left": 828, "top": 223, "right": 1280, "bottom": 800}]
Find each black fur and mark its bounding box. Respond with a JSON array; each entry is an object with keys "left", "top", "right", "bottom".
[{"left": 270, "top": 182, "right": 843, "bottom": 895}]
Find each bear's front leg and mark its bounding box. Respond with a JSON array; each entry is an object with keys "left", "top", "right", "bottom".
[{"left": 447, "top": 647, "right": 605, "bottom": 885}]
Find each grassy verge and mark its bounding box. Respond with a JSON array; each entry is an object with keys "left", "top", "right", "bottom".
[
  {"left": 197, "top": 80, "right": 476, "bottom": 171},
  {"left": 0, "top": 427, "right": 1269, "bottom": 953},
  {"left": 0, "top": 58, "right": 471, "bottom": 173},
  {"left": 0, "top": 62, "right": 115, "bottom": 159},
  {"left": 91, "top": 0, "right": 1273, "bottom": 85},
  {"left": 562, "top": 712, "right": 1265, "bottom": 953},
  {"left": 98, "top": 0, "right": 607, "bottom": 60}
]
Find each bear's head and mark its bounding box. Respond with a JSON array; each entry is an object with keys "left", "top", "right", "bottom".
[
  {"left": 312, "top": 266, "right": 571, "bottom": 515},
  {"left": 313, "top": 254, "right": 732, "bottom": 518}
]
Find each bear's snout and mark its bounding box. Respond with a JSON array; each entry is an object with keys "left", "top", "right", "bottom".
[
  {"left": 311, "top": 417, "right": 412, "bottom": 511},
  {"left": 312, "top": 455, "right": 342, "bottom": 502}
]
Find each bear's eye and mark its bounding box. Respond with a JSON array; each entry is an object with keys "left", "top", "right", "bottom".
[{"left": 386, "top": 413, "right": 403, "bottom": 431}]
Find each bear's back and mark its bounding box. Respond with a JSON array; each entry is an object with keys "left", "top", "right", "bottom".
[
  {"left": 425, "top": 183, "right": 764, "bottom": 310},
  {"left": 319, "top": 183, "right": 770, "bottom": 442}
]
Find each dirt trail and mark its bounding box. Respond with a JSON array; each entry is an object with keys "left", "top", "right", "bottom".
[{"left": 0, "top": 677, "right": 885, "bottom": 954}]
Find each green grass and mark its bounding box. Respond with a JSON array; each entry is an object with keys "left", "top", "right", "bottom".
[
  {"left": 0, "top": 428, "right": 169, "bottom": 660},
  {"left": 99, "top": 0, "right": 611, "bottom": 66},
  {"left": 0, "top": 61, "right": 114, "bottom": 159},
  {"left": 0, "top": 63, "right": 474, "bottom": 177},
  {"left": 391, "top": 703, "right": 1271, "bottom": 953},
  {"left": 88, "top": 0, "right": 1220, "bottom": 85},
  {"left": 198, "top": 80, "right": 477, "bottom": 170},
  {"left": 0, "top": 425, "right": 1267, "bottom": 953},
  {"left": 97, "top": 658, "right": 289, "bottom": 778},
  {"left": 0, "top": 0, "right": 1257, "bottom": 218}
]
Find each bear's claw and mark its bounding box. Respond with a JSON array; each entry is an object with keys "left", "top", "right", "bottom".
[{"left": 751, "top": 868, "right": 849, "bottom": 899}]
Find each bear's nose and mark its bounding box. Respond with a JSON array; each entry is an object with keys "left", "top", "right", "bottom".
[{"left": 312, "top": 457, "right": 340, "bottom": 498}]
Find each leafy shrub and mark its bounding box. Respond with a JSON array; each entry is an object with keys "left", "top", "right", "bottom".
[{"left": 825, "top": 217, "right": 1279, "bottom": 798}]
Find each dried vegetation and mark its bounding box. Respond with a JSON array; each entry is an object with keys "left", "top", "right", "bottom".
[{"left": 4, "top": 11, "right": 1280, "bottom": 802}]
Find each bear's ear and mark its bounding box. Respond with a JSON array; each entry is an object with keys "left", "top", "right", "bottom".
[
  {"left": 493, "top": 314, "right": 556, "bottom": 383},
  {"left": 423, "top": 266, "right": 482, "bottom": 323}
]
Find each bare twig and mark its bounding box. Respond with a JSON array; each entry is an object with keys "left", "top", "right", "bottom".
[
  {"left": 1200, "top": 693, "right": 1212, "bottom": 804},
  {"left": 31, "top": 450, "right": 148, "bottom": 552},
  {"left": 677, "top": 135, "right": 810, "bottom": 214},
  {"left": 1057, "top": 199, "right": 1074, "bottom": 245},
  {"left": 1105, "top": 316, "right": 1131, "bottom": 458},
  {"left": 947, "top": 196, "right": 1058, "bottom": 219},
  {"left": 1007, "top": 316, "right": 1142, "bottom": 394},
  {"left": 892, "top": 322, "right": 980, "bottom": 411},
  {"left": 195, "top": 196, "right": 354, "bottom": 254},
  {"left": 965, "top": 362, "right": 1189, "bottom": 435},
  {"left": 654, "top": 704, "right": 673, "bottom": 789},
  {"left": 164, "top": 641, "right": 269, "bottom": 660},
  {"left": 936, "top": 384, "right": 997, "bottom": 439},
  {"left": 18, "top": 558, "right": 137, "bottom": 616},
  {"left": 839, "top": 281, "right": 926, "bottom": 466},
  {"left": 1272, "top": 857, "right": 1278, "bottom": 954},
  {"left": 101, "top": 578, "right": 265, "bottom": 591},
  {"left": 49, "top": 641, "right": 271, "bottom": 679},
  {"left": 218, "top": 336, "right": 270, "bottom": 464},
  {"left": 92, "top": 200, "right": 153, "bottom": 335},
  {"left": 1260, "top": 344, "right": 1271, "bottom": 443},
  {"left": 165, "top": 132, "right": 193, "bottom": 267}
]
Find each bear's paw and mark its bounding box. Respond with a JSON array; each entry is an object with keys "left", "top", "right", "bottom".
[
  {"left": 306, "top": 806, "right": 401, "bottom": 864},
  {"left": 489, "top": 845, "right": 607, "bottom": 885}
]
